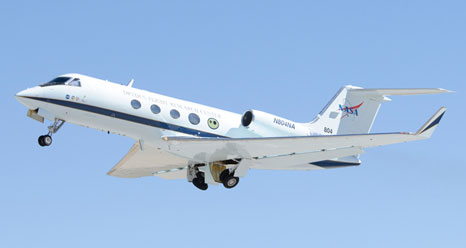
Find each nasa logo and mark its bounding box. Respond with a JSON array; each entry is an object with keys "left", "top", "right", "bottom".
[
  {"left": 339, "top": 102, "right": 363, "bottom": 119},
  {"left": 65, "top": 94, "right": 70, "bottom": 100}
]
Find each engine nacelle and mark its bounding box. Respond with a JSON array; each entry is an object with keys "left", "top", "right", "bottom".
[{"left": 241, "top": 110, "right": 310, "bottom": 137}]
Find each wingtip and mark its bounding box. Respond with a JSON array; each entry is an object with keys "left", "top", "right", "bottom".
[
  {"left": 416, "top": 107, "right": 447, "bottom": 137},
  {"left": 438, "top": 88, "right": 454, "bottom": 93}
]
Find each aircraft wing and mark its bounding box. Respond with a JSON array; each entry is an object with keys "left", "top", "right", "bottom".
[
  {"left": 107, "top": 142, "right": 190, "bottom": 179},
  {"left": 108, "top": 107, "right": 445, "bottom": 178},
  {"left": 163, "top": 107, "right": 446, "bottom": 166}
]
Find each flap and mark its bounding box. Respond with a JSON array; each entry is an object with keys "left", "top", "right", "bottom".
[
  {"left": 163, "top": 132, "right": 424, "bottom": 163},
  {"left": 107, "top": 142, "right": 189, "bottom": 179}
]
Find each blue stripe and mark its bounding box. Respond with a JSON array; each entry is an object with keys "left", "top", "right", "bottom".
[
  {"left": 421, "top": 112, "right": 445, "bottom": 133},
  {"left": 310, "top": 160, "right": 360, "bottom": 168},
  {"left": 25, "top": 97, "right": 227, "bottom": 138}
]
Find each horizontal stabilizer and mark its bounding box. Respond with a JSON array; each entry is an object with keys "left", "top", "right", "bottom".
[{"left": 349, "top": 88, "right": 451, "bottom": 96}]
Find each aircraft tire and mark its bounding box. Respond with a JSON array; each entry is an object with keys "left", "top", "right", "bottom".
[
  {"left": 38, "top": 136, "right": 45, "bottom": 146},
  {"left": 192, "top": 177, "right": 208, "bottom": 191},
  {"left": 219, "top": 169, "right": 230, "bottom": 182},
  {"left": 222, "top": 175, "right": 239, "bottom": 189},
  {"left": 42, "top": 135, "right": 52, "bottom": 146}
]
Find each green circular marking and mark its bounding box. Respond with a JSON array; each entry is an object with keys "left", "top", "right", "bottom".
[{"left": 207, "top": 118, "right": 219, "bottom": 130}]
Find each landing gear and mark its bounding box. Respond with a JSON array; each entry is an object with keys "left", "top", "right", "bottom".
[
  {"left": 38, "top": 135, "right": 52, "bottom": 146},
  {"left": 220, "top": 169, "right": 239, "bottom": 189},
  {"left": 192, "top": 172, "right": 208, "bottom": 191},
  {"left": 38, "top": 118, "right": 65, "bottom": 147},
  {"left": 188, "top": 165, "right": 208, "bottom": 191},
  {"left": 188, "top": 164, "right": 240, "bottom": 190}
]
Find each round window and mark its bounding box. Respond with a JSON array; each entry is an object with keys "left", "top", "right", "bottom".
[
  {"left": 151, "top": 104, "right": 161, "bottom": 114},
  {"left": 131, "top": 99, "right": 141, "bottom": 109},
  {"left": 188, "top": 113, "right": 200, "bottom": 125},
  {"left": 170, "top": 109, "right": 180, "bottom": 119}
]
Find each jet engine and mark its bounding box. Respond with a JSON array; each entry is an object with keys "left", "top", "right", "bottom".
[{"left": 241, "top": 110, "right": 310, "bottom": 137}]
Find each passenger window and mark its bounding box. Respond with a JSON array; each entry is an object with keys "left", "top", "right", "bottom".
[
  {"left": 188, "top": 113, "right": 200, "bottom": 125},
  {"left": 67, "top": 78, "right": 81, "bottom": 87},
  {"left": 170, "top": 109, "right": 180, "bottom": 119},
  {"left": 151, "top": 104, "right": 161, "bottom": 114},
  {"left": 131, "top": 99, "right": 141, "bottom": 109}
]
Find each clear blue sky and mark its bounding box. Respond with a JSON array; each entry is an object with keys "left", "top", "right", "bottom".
[{"left": 1, "top": 1, "right": 465, "bottom": 247}]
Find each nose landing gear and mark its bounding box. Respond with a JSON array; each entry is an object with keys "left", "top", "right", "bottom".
[
  {"left": 38, "top": 118, "right": 65, "bottom": 147},
  {"left": 38, "top": 135, "right": 52, "bottom": 146}
]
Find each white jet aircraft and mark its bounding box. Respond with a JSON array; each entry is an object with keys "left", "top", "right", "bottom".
[{"left": 15, "top": 74, "right": 449, "bottom": 190}]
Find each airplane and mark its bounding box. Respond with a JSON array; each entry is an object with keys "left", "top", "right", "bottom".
[{"left": 15, "top": 73, "right": 450, "bottom": 190}]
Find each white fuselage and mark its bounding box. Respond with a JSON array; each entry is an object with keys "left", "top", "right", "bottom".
[{"left": 15, "top": 73, "right": 311, "bottom": 149}]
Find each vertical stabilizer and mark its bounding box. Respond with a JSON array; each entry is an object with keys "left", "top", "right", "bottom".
[
  {"left": 307, "top": 86, "right": 450, "bottom": 136},
  {"left": 305, "top": 86, "right": 449, "bottom": 164},
  {"left": 307, "top": 86, "right": 349, "bottom": 135}
]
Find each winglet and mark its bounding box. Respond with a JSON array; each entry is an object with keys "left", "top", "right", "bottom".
[{"left": 416, "top": 107, "right": 447, "bottom": 138}]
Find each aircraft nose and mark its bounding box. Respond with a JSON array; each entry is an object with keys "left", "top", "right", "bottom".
[
  {"left": 15, "top": 87, "right": 39, "bottom": 99},
  {"left": 15, "top": 87, "right": 41, "bottom": 108},
  {"left": 15, "top": 89, "right": 30, "bottom": 98},
  {"left": 15, "top": 89, "right": 30, "bottom": 104}
]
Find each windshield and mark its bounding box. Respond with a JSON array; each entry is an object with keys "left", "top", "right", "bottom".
[{"left": 41, "top": 77, "right": 81, "bottom": 87}]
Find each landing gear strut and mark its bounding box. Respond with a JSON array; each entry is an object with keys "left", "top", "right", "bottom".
[{"left": 38, "top": 118, "right": 65, "bottom": 147}]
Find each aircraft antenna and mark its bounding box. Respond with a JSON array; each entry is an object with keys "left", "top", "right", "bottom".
[{"left": 127, "top": 79, "right": 134, "bottom": 87}]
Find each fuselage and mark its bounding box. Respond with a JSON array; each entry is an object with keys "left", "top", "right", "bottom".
[{"left": 15, "top": 73, "right": 311, "bottom": 148}]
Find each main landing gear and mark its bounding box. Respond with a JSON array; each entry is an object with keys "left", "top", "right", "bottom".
[
  {"left": 38, "top": 119, "right": 65, "bottom": 147},
  {"left": 189, "top": 165, "right": 240, "bottom": 191},
  {"left": 192, "top": 172, "right": 208, "bottom": 191},
  {"left": 219, "top": 169, "right": 240, "bottom": 189}
]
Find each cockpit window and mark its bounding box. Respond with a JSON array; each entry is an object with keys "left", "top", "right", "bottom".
[
  {"left": 67, "top": 78, "right": 81, "bottom": 87},
  {"left": 40, "top": 77, "right": 71, "bottom": 87},
  {"left": 40, "top": 77, "right": 82, "bottom": 87}
]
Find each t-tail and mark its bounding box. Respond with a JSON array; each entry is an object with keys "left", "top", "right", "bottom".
[
  {"left": 307, "top": 86, "right": 450, "bottom": 136},
  {"left": 305, "top": 85, "right": 450, "bottom": 165}
]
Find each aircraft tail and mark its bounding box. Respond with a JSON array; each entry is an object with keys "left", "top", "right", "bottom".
[{"left": 307, "top": 86, "right": 450, "bottom": 135}]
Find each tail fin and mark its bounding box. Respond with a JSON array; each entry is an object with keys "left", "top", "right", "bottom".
[{"left": 308, "top": 86, "right": 450, "bottom": 135}]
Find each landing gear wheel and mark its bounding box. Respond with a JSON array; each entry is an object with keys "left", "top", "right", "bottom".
[
  {"left": 220, "top": 169, "right": 240, "bottom": 189},
  {"left": 220, "top": 169, "right": 230, "bottom": 182},
  {"left": 43, "top": 135, "right": 52, "bottom": 146},
  {"left": 192, "top": 172, "right": 208, "bottom": 191},
  {"left": 38, "top": 136, "right": 45, "bottom": 146},
  {"left": 38, "top": 135, "right": 52, "bottom": 147},
  {"left": 222, "top": 175, "right": 239, "bottom": 189},
  {"left": 193, "top": 178, "right": 208, "bottom": 190}
]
